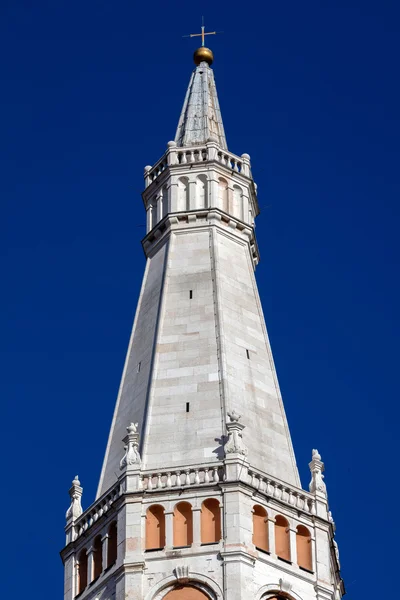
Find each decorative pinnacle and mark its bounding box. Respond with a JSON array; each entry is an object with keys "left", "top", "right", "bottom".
[
  {"left": 309, "top": 448, "right": 327, "bottom": 497},
  {"left": 225, "top": 411, "right": 248, "bottom": 456},
  {"left": 120, "top": 422, "right": 141, "bottom": 470},
  {"left": 66, "top": 475, "right": 83, "bottom": 523}
]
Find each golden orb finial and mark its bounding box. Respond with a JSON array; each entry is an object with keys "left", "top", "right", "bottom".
[{"left": 194, "top": 46, "right": 214, "bottom": 66}]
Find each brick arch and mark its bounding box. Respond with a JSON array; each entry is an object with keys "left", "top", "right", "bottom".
[
  {"left": 252, "top": 505, "right": 269, "bottom": 552},
  {"left": 145, "top": 572, "right": 222, "bottom": 600},
  {"left": 77, "top": 547, "right": 88, "bottom": 594},
  {"left": 146, "top": 505, "right": 166, "bottom": 550},
  {"left": 296, "top": 525, "right": 312, "bottom": 571},
  {"left": 107, "top": 520, "right": 118, "bottom": 567},
  {"left": 201, "top": 498, "right": 221, "bottom": 544},
  {"left": 93, "top": 534, "right": 103, "bottom": 579},
  {"left": 173, "top": 502, "right": 193, "bottom": 547},
  {"left": 275, "top": 515, "right": 290, "bottom": 561},
  {"left": 255, "top": 583, "right": 305, "bottom": 600},
  {"left": 163, "top": 586, "right": 210, "bottom": 600}
]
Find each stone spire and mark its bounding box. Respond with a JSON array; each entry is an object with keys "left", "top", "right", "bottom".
[
  {"left": 61, "top": 44, "right": 345, "bottom": 600},
  {"left": 175, "top": 60, "right": 227, "bottom": 149}
]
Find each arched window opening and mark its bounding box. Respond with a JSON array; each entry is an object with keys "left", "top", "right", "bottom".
[
  {"left": 218, "top": 178, "right": 228, "bottom": 212},
  {"left": 178, "top": 177, "right": 189, "bottom": 211},
  {"left": 146, "top": 505, "right": 166, "bottom": 550},
  {"left": 93, "top": 535, "right": 102, "bottom": 580},
  {"left": 201, "top": 498, "right": 221, "bottom": 544},
  {"left": 77, "top": 548, "right": 88, "bottom": 595},
  {"left": 296, "top": 525, "right": 312, "bottom": 571},
  {"left": 275, "top": 515, "right": 290, "bottom": 562},
  {"left": 107, "top": 521, "right": 117, "bottom": 567},
  {"left": 174, "top": 502, "right": 193, "bottom": 547},
  {"left": 252, "top": 505, "right": 269, "bottom": 552},
  {"left": 196, "top": 175, "right": 207, "bottom": 208},
  {"left": 232, "top": 185, "right": 243, "bottom": 220},
  {"left": 163, "top": 586, "right": 210, "bottom": 600}
]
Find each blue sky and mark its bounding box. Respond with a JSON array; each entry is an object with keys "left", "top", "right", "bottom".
[{"left": 2, "top": 1, "right": 399, "bottom": 597}]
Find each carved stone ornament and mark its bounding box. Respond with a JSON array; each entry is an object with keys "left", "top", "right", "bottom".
[
  {"left": 279, "top": 578, "right": 292, "bottom": 593},
  {"left": 120, "top": 422, "right": 141, "bottom": 470},
  {"left": 225, "top": 411, "right": 248, "bottom": 456},
  {"left": 308, "top": 448, "right": 327, "bottom": 496},
  {"left": 333, "top": 539, "right": 341, "bottom": 569},
  {"left": 65, "top": 475, "right": 83, "bottom": 522},
  {"left": 174, "top": 565, "right": 190, "bottom": 584}
]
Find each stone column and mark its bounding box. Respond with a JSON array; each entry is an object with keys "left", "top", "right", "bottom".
[
  {"left": 86, "top": 546, "right": 94, "bottom": 585},
  {"left": 289, "top": 526, "right": 298, "bottom": 565},
  {"left": 165, "top": 510, "right": 174, "bottom": 549},
  {"left": 268, "top": 516, "right": 276, "bottom": 556},
  {"left": 311, "top": 534, "right": 316, "bottom": 572},
  {"left": 169, "top": 181, "right": 178, "bottom": 212},
  {"left": 242, "top": 192, "right": 249, "bottom": 225},
  {"left": 209, "top": 176, "right": 219, "bottom": 209},
  {"left": 146, "top": 206, "right": 152, "bottom": 233},
  {"left": 192, "top": 507, "right": 202, "bottom": 547},
  {"left": 188, "top": 180, "right": 197, "bottom": 210},
  {"left": 156, "top": 193, "right": 163, "bottom": 222},
  {"left": 101, "top": 533, "right": 109, "bottom": 571}
]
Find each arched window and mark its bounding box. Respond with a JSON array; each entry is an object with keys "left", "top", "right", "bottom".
[
  {"left": 93, "top": 534, "right": 102, "bottom": 580},
  {"left": 77, "top": 548, "right": 88, "bottom": 594},
  {"left": 163, "top": 586, "right": 210, "bottom": 600},
  {"left": 174, "top": 502, "right": 193, "bottom": 547},
  {"left": 146, "top": 505, "right": 166, "bottom": 550},
  {"left": 218, "top": 178, "right": 228, "bottom": 212},
  {"left": 252, "top": 505, "right": 269, "bottom": 552},
  {"left": 196, "top": 175, "right": 207, "bottom": 208},
  {"left": 296, "top": 525, "right": 312, "bottom": 571},
  {"left": 107, "top": 521, "right": 117, "bottom": 567},
  {"left": 275, "top": 515, "right": 290, "bottom": 561},
  {"left": 178, "top": 177, "right": 189, "bottom": 211},
  {"left": 201, "top": 498, "right": 221, "bottom": 544},
  {"left": 232, "top": 185, "right": 243, "bottom": 219}
]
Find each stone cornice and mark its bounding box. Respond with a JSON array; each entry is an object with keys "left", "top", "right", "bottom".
[{"left": 141, "top": 208, "right": 260, "bottom": 266}]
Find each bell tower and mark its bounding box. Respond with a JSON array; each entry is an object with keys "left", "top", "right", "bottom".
[{"left": 61, "top": 41, "right": 345, "bottom": 600}]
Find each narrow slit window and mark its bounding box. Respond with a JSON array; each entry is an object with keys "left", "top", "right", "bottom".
[
  {"left": 137, "top": 361, "right": 141, "bottom": 373},
  {"left": 186, "top": 402, "right": 190, "bottom": 413},
  {"left": 189, "top": 290, "right": 193, "bottom": 299},
  {"left": 246, "top": 349, "right": 250, "bottom": 359}
]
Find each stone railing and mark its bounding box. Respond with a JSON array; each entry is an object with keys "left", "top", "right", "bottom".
[
  {"left": 144, "top": 142, "right": 252, "bottom": 188},
  {"left": 74, "top": 483, "right": 121, "bottom": 539},
  {"left": 140, "top": 464, "right": 224, "bottom": 491},
  {"left": 216, "top": 151, "right": 243, "bottom": 173},
  {"left": 246, "top": 467, "right": 316, "bottom": 515},
  {"left": 70, "top": 462, "right": 315, "bottom": 542}
]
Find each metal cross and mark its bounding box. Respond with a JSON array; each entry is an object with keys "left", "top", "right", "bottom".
[{"left": 183, "top": 17, "right": 221, "bottom": 47}]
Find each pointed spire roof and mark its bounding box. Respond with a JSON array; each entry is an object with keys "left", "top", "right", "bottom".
[{"left": 175, "top": 60, "right": 227, "bottom": 149}]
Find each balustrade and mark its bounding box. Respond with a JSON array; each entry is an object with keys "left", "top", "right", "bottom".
[
  {"left": 145, "top": 144, "right": 251, "bottom": 188},
  {"left": 141, "top": 465, "right": 222, "bottom": 490},
  {"left": 75, "top": 486, "right": 121, "bottom": 540},
  {"left": 247, "top": 469, "right": 314, "bottom": 515}
]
